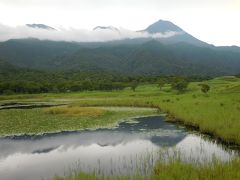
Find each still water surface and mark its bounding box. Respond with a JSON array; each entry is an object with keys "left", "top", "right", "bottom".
[{"left": 0, "top": 116, "right": 238, "bottom": 180}]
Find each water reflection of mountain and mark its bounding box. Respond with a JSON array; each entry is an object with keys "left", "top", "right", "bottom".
[{"left": 0, "top": 116, "right": 187, "bottom": 158}]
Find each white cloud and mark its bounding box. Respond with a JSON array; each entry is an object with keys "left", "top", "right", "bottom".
[
  {"left": 0, "top": 0, "right": 239, "bottom": 45},
  {"left": 0, "top": 24, "right": 181, "bottom": 42}
]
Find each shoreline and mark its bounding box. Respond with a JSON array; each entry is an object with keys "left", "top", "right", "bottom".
[
  {"left": 0, "top": 113, "right": 159, "bottom": 139},
  {"left": 1, "top": 106, "right": 239, "bottom": 152}
]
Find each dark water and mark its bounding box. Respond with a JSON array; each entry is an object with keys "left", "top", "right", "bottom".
[{"left": 0, "top": 116, "right": 238, "bottom": 180}]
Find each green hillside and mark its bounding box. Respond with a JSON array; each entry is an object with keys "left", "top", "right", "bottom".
[{"left": 0, "top": 39, "right": 239, "bottom": 76}]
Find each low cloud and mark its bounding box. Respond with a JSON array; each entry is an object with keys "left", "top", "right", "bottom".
[{"left": 0, "top": 24, "right": 182, "bottom": 42}]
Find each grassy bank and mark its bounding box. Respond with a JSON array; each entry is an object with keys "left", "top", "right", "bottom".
[
  {"left": 0, "top": 76, "right": 239, "bottom": 143},
  {"left": 61, "top": 76, "right": 240, "bottom": 144},
  {"left": 53, "top": 158, "right": 240, "bottom": 180},
  {"left": 0, "top": 106, "right": 157, "bottom": 136},
  {"left": 152, "top": 158, "right": 240, "bottom": 179}
]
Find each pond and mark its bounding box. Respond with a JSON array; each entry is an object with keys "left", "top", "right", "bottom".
[{"left": 0, "top": 116, "right": 238, "bottom": 180}]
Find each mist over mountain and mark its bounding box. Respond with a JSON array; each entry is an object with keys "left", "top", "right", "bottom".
[
  {"left": 0, "top": 19, "right": 239, "bottom": 77},
  {"left": 139, "top": 20, "right": 208, "bottom": 47},
  {"left": 93, "top": 26, "right": 120, "bottom": 32},
  {"left": 0, "top": 20, "right": 193, "bottom": 42},
  {"left": 26, "top": 24, "right": 56, "bottom": 30}
]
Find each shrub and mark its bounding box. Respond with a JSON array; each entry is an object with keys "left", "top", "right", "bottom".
[
  {"left": 199, "top": 84, "right": 210, "bottom": 94},
  {"left": 171, "top": 80, "right": 189, "bottom": 93}
]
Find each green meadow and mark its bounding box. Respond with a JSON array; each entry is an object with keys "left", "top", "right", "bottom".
[
  {"left": 0, "top": 76, "right": 240, "bottom": 179},
  {"left": 0, "top": 76, "right": 240, "bottom": 143}
]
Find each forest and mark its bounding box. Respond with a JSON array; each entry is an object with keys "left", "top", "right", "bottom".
[{"left": 0, "top": 67, "right": 211, "bottom": 94}]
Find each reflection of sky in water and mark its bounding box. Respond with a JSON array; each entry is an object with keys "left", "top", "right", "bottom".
[{"left": 0, "top": 116, "right": 238, "bottom": 180}]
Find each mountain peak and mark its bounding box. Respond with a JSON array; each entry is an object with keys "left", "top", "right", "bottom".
[
  {"left": 93, "top": 26, "right": 119, "bottom": 32},
  {"left": 26, "top": 24, "right": 56, "bottom": 30},
  {"left": 144, "top": 19, "right": 183, "bottom": 34}
]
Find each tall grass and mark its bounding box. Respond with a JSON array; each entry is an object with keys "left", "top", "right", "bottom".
[
  {"left": 152, "top": 158, "right": 240, "bottom": 180},
  {"left": 54, "top": 159, "right": 240, "bottom": 180},
  {"left": 53, "top": 151, "right": 240, "bottom": 180}
]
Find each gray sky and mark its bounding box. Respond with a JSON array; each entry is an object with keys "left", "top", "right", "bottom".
[{"left": 0, "top": 0, "right": 239, "bottom": 45}]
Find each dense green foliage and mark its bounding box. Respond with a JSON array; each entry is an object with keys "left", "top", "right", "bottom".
[
  {"left": 171, "top": 79, "right": 189, "bottom": 92},
  {"left": 0, "top": 63, "right": 209, "bottom": 94},
  {"left": 0, "top": 67, "right": 127, "bottom": 94},
  {"left": 0, "top": 39, "right": 240, "bottom": 76}
]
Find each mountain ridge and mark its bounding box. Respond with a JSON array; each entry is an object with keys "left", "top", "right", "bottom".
[
  {"left": 0, "top": 19, "right": 239, "bottom": 77},
  {"left": 0, "top": 38, "right": 239, "bottom": 76}
]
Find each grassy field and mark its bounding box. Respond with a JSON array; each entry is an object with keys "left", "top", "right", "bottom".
[{"left": 0, "top": 76, "right": 239, "bottom": 143}]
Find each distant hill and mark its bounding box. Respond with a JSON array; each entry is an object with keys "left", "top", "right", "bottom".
[
  {"left": 0, "top": 38, "right": 239, "bottom": 76},
  {"left": 0, "top": 38, "right": 81, "bottom": 69},
  {"left": 0, "top": 58, "right": 18, "bottom": 72},
  {"left": 56, "top": 40, "right": 240, "bottom": 76}
]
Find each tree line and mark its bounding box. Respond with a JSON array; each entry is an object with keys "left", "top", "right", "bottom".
[{"left": 0, "top": 70, "right": 211, "bottom": 95}]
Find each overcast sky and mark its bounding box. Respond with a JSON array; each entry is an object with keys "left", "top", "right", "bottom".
[{"left": 0, "top": 0, "right": 239, "bottom": 46}]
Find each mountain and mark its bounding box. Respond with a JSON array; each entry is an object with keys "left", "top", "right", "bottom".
[
  {"left": 45, "top": 40, "right": 239, "bottom": 76},
  {"left": 141, "top": 20, "right": 208, "bottom": 47},
  {"left": 1, "top": 38, "right": 238, "bottom": 76},
  {"left": 144, "top": 20, "right": 183, "bottom": 34},
  {"left": 0, "top": 20, "right": 239, "bottom": 77},
  {"left": 0, "top": 58, "right": 25, "bottom": 79},
  {"left": 26, "top": 24, "right": 56, "bottom": 30},
  {"left": 0, "top": 59, "right": 15, "bottom": 71},
  {"left": 93, "top": 26, "right": 120, "bottom": 32},
  {"left": 0, "top": 38, "right": 81, "bottom": 69}
]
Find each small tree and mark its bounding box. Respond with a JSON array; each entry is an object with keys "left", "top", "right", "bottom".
[
  {"left": 199, "top": 84, "right": 210, "bottom": 94},
  {"left": 157, "top": 79, "right": 165, "bottom": 90},
  {"left": 172, "top": 80, "right": 189, "bottom": 93},
  {"left": 130, "top": 80, "right": 138, "bottom": 91}
]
